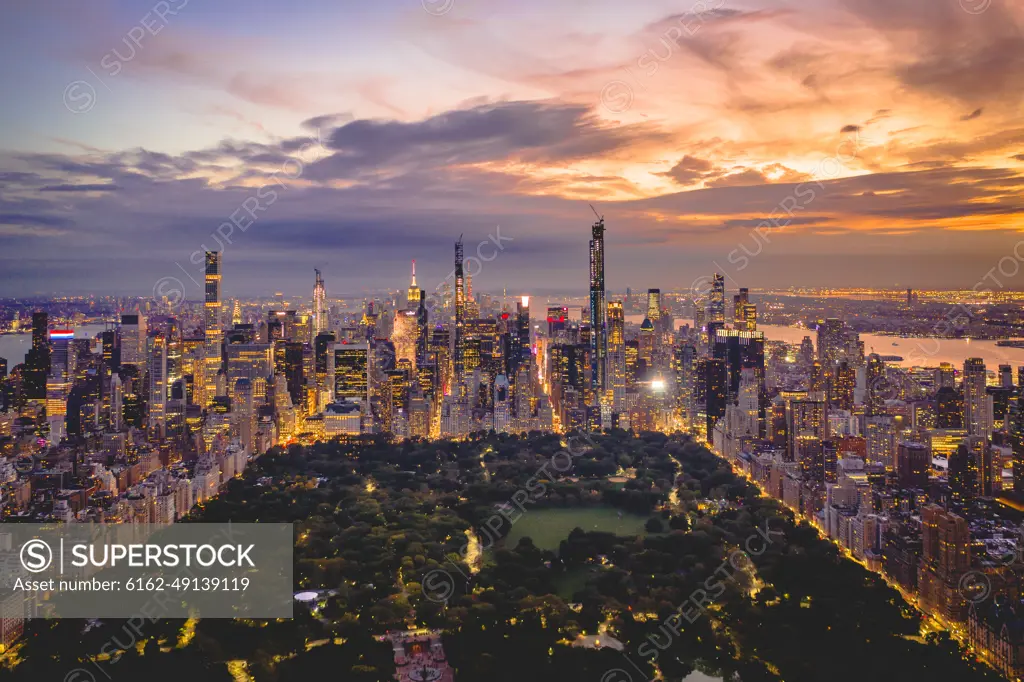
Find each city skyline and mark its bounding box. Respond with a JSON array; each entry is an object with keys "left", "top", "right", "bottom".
[
  {"left": 3, "top": 0, "right": 1024, "bottom": 295},
  {"left": 6, "top": 2, "right": 1024, "bottom": 680}
]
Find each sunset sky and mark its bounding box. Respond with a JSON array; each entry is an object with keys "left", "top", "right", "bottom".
[{"left": 1, "top": 0, "right": 1023, "bottom": 297}]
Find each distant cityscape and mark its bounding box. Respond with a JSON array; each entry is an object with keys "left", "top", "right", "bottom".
[{"left": 2, "top": 217, "right": 1024, "bottom": 677}]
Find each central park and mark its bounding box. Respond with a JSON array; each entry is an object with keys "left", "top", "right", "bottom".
[{"left": 0, "top": 431, "right": 1004, "bottom": 682}]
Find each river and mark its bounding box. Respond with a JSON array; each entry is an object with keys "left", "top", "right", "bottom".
[
  {"left": 616, "top": 314, "right": 1024, "bottom": 370},
  {"left": 0, "top": 324, "right": 109, "bottom": 367}
]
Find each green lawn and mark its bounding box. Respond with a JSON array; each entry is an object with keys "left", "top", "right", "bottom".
[{"left": 504, "top": 506, "right": 651, "bottom": 551}]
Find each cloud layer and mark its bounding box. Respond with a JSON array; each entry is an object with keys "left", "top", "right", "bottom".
[{"left": 1, "top": 0, "right": 1024, "bottom": 295}]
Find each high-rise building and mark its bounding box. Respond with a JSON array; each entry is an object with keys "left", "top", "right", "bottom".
[
  {"left": 203, "top": 251, "right": 223, "bottom": 406},
  {"left": 787, "top": 392, "right": 828, "bottom": 462},
  {"left": 733, "top": 288, "right": 749, "bottom": 327},
  {"left": 865, "top": 353, "right": 886, "bottom": 417},
  {"left": 646, "top": 288, "right": 661, "bottom": 324},
  {"left": 517, "top": 296, "right": 531, "bottom": 367},
  {"left": 713, "top": 328, "right": 766, "bottom": 435},
  {"left": 48, "top": 329, "right": 75, "bottom": 382},
  {"left": 267, "top": 310, "right": 299, "bottom": 342},
  {"left": 234, "top": 378, "right": 256, "bottom": 454},
  {"left": 110, "top": 372, "right": 123, "bottom": 431},
  {"left": 817, "top": 318, "right": 845, "bottom": 369},
  {"left": 589, "top": 215, "right": 607, "bottom": 392},
  {"left": 935, "top": 386, "right": 964, "bottom": 428},
  {"left": 407, "top": 260, "right": 422, "bottom": 310},
  {"left": 796, "top": 435, "right": 824, "bottom": 482},
  {"left": 101, "top": 328, "right": 120, "bottom": 371},
  {"left": 334, "top": 343, "right": 369, "bottom": 403},
  {"left": 935, "top": 363, "right": 956, "bottom": 390},
  {"left": 896, "top": 441, "right": 930, "bottom": 488},
  {"left": 1011, "top": 382, "right": 1024, "bottom": 495},
  {"left": 24, "top": 311, "right": 50, "bottom": 399},
  {"left": 547, "top": 306, "right": 568, "bottom": 338},
  {"left": 149, "top": 330, "right": 168, "bottom": 437},
  {"left": 963, "top": 358, "right": 990, "bottom": 437},
  {"left": 120, "top": 313, "right": 145, "bottom": 367},
  {"left": 919, "top": 504, "right": 971, "bottom": 622},
  {"left": 493, "top": 373, "right": 511, "bottom": 433},
  {"left": 832, "top": 360, "right": 856, "bottom": 410},
  {"left": 708, "top": 273, "right": 726, "bottom": 324},
  {"left": 313, "top": 269, "right": 327, "bottom": 334},
  {"left": 44, "top": 329, "right": 74, "bottom": 418},
  {"left": 700, "top": 357, "right": 728, "bottom": 441},
  {"left": 607, "top": 301, "right": 626, "bottom": 408},
  {"left": 454, "top": 238, "right": 466, "bottom": 387},
  {"left": 713, "top": 329, "right": 765, "bottom": 397},
  {"left": 742, "top": 302, "right": 757, "bottom": 331},
  {"left": 275, "top": 341, "right": 305, "bottom": 408},
  {"left": 416, "top": 291, "right": 429, "bottom": 367},
  {"left": 392, "top": 309, "right": 419, "bottom": 370},
  {"left": 999, "top": 364, "right": 1014, "bottom": 389}
]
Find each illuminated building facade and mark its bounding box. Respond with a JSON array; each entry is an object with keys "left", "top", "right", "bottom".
[
  {"left": 313, "top": 269, "right": 327, "bottom": 335},
  {"left": 454, "top": 238, "right": 466, "bottom": 388},
  {"left": 203, "top": 251, "right": 223, "bottom": 406},
  {"left": 708, "top": 273, "right": 726, "bottom": 324},
  {"left": 334, "top": 343, "right": 369, "bottom": 403},
  {"left": 589, "top": 216, "right": 607, "bottom": 392},
  {"left": 963, "top": 357, "right": 990, "bottom": 437}
]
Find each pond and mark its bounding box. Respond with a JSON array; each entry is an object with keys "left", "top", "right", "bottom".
[{"left": 503, "top": 506, "right": 654, "bottom": 552}]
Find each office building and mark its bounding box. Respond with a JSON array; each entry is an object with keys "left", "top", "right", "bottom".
[
  {"left": 203, "top": 251, "right": 223, "bottom": 406},
  {"left": 589, "top": 215, "right": 607, "bottom": 392},
  {"left": 334, "top": 343, "right": 369, "bottom": 402}
]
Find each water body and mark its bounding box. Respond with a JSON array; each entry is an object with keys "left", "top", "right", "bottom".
[
  {"left": 616, "top": 313, "right": 1024, "bottom": 370},
  {"left": 755, "top": 323, "right": 1024, "bottom": 370},
  {"left": 0, "top": 324, "right": 108, "bottom": 367}
]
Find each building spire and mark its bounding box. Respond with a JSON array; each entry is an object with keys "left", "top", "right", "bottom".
[
  {"left": 313, "top": 268, "right": 327, "bottom": 334},
  {"left": 407, "top": 259, "right": 423, "bottom": 311}
]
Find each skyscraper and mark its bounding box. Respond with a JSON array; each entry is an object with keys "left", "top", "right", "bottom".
[
  {"left": 334, "top": 343, "right": 369, "bottom": 403},
  {"left": 713, "top": 328, "right": 766, "bottom": 436},
  {"left": 407, "top": 260, "right": 422, "bottom": 310},
  {"left": 120, "top": 313, "right": 145, "bottom": 367},
  {"left": 45, "top": 329, "right": 74, "bottom": 418},
  {"left": 234, "top": 378, "right": 256, "bottom": 454},
  {"left": 865, "top": 353, "right": 886, "bottom": 417},
  {"left": 733, "top": 287, "right": 749, "bottom": 327},
  {"left": 646, "top": 288, "right": 661, "bottom": 324},
  {"left": 919, "top": 505, "right": 971, "bottom": 622},
  {"left": 700, "top": 357, "right": 728, "bottom": 441},
  {"left": 896, "top": 441, "right": 930, "bottom": 488},
  {"left": 517, "top": 296, "right": 531, "bottom": 366},
  {"left": 546, "top": 306, "right": 568, "bottom": 338},
  {"left": 204, "top": 251, "right": 223, "bottom": 406},
  {"left": 708, "top": 273, "right": 726, "bottom": 324},
  {"left": 149, "top": 330, "right": 168, "bottom": 437},
  {"left": 416, "top": 290, "right": 429, "bottom": 367},
  {"left": 787, "top": 392, "right": 828, "bottom": 463},
  {"left": 589, "top": 214, "right": 607, "bottom": 392},
  {"left": 816, "top": 318, "right": 840, "bottom": 366},
  {"left": 454, "top": 238, "right": 466, "bottom": 388},
  {"left": 963, "top": 358, "right": 990, "bottom": 437},
  {"left": 493, "top": 373, "right": 511, "bottom": 432},
  {"left": 110, "top": 372, "right": 123, "bottom": 431},
  {"left": 24, "top": 311, "right": 50, "bottom": 400},
  {"left": 607, "top": 301, "right": 626, "bottom": 408},
  {"left": 313, "top": 269, "right": 327, "bottom": 334}
]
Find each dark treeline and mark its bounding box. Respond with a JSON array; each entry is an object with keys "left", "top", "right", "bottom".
[{"left": 0, "top": 431, "right": 1002, "bottom": 682}]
